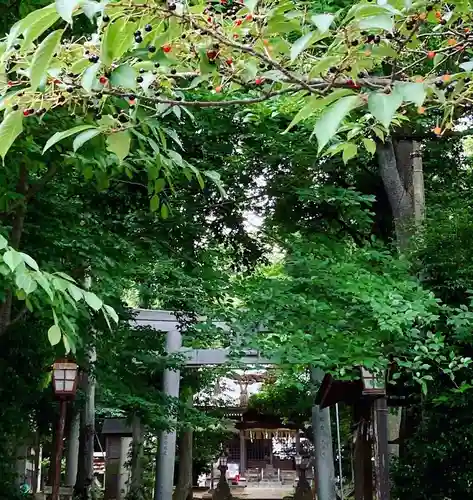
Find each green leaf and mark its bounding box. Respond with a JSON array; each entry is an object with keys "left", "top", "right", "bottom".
[
  {"left": 48, "top": 324, "right": 62, "bottom": 346},
  {"left": 358, "top": 15, "right": 394, "bottom": 31},
  {"left": 104, "top": 304, "right": 119, "bottom": 324},
  {"left": 3, "top": 248, "right": 22, "bottom": 271},
  {"left": 82, "top": 0, "right": 103, "bottom": 20},
  {"left": 434, "top": 53, "right": 446, "bottom": 68},
  {"left": 101, "top": 17, "right": 134, "bottom": 66},
  {"left": 150, "top": 194, "right": 160, "bottom": 212},
  {"left": 23, "top": 7, "right": 61, "bottom": 47},
  {"left": 162, "top": 128, "right": 184, "bottom": 150},
  {"left": 368, "top": 91, "right": 403, "bottom": 129},
  {"left": 161, "top": 203, "right": 169, "bottom": 219},
  {"left": 311, "top": 14, "right": 334, "bottom": 33},
  {"left": 284, "top": 89, "right": 355, "bottom": 133},
  {"left": 362, "top": 137, "right": 376, "bottom": 155},
  {"left": 154, "top": 178, "right": 166, "bottom": 193},
  {"left": 0, "top": 111, "right": 23, "bottom": 161},
  {"left": 110, "top": 65, "right": 137, "bottom": 90},
  {"left": 205, "top": 170, "right": 226, "bottom": 197},
  {"left": 310, "top": 56, "right": 340, "bottom": 79},
  {"left": 67, "top": 283, "right": 83, "bottom": 301},
  {"left": 63, "top": 334, "right": 71, "bottom": 354},
  {"left": 30, "top": 29, "right": 64, "bottom": 91},
  {"left": 342, "top": 143, "right": 358, "bottom": 163},
  {"left": 70, "top": 58, "right": 91, "bottom": 75},
  {"left": 344, "top": 4, "right": 391, "bottom": 22},
  {"left": 34, "top": 272, "right": 54, "bottom": 301},
  {"left": 43, "top": 125, "right": 96, "bottom": 153},
  {"left": 84, "top": 291, "right": 103, "bottom": 311},
  {"left": 106, "top": 131, "right": 131, "bottom": 162},
  {"left": 284, "top": 98, "right": 319, "bottom": 132},
  {"left": 15, "top": 271, "right": 37, "bottom": 294},
  {"left": 55, "top": 0, "right": 80, "bottom": 24},
  {"left": 82, "top": 62, "right": 100, "bottom": 92},
  {"left": 6, "top": 20, "right": 23, "bottom": 51},
  {"left": 19, "top": 252, "right": 39, "bottom": 271},
  {"left": 139, "top": 72, "right": 156, "bottom": 92},
  {"left": 395, "top": 82, "right": 426, "bottom": 107},
  {"left": 73, "top": 128, "right": 101, "bottom": 151},
  {"left": 0, "top": 235, "right": 7, "bottom": 250},
  {"left": 244, "top": 0, "right": 258, "bottom": 12},
  {"left": 290, "top": 32, "right": 315, "bottom": 62},
  {"left": 313, "top": 95, "right": 362, "bottom": 153},
  {"left": 25, "top": 297, "right": 33, "bottom": 312}
]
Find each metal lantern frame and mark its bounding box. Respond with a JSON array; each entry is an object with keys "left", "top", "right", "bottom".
[
  {"left": 52, "top": 360, "right": 79, "bottom": 398},
  {"left": 360, "top": 367, "right": 386, "bottom": 396},
  {"left": 219, "top": 454, "right": 228, "bottom": 467}
]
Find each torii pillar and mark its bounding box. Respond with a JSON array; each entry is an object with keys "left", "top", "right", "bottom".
[{"left": 154, "top": 328, "right": 182, "bottom": 500}]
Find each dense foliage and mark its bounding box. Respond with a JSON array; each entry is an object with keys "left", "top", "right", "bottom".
[{"left": 3, "top": 0, "right": 473, "bottom": 499}]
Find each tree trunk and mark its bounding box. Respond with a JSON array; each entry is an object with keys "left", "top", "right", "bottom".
[
  {"left": 128, "top": 414, "right": 144, "bottom": 500},
  {"left": 33, "top": 430, "right": 42, "bottom": 493},
  {"left": 66, "top": 409, "right": 80, "bottom": 487},
  {"left": 173, "top": 393, "right": 194, "bottom": 500},
  {"left": 376, "top": 137, "right": 426, "bottom": 467},
  {"left": 74, "top": 348, "right": 96, "bottom": 500}
]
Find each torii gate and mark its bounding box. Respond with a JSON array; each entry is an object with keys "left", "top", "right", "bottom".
[{"left": 132, "top": 309, "right": 335, "bottom": 500}]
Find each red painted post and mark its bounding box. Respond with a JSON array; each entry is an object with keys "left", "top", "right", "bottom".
[{"left": 52, "top": 399, "right": 67, "bottom": 500}]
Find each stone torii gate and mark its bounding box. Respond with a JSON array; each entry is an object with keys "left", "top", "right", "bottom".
[{"left": 132, "top": 309, "right": 335, "bottom": 500}]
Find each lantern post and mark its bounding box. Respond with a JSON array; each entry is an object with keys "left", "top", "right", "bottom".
[
  {"left": 51, "top": 360, "right": 79, "bottom": 500},
  {"left": 212, "top": 451, "right": 231, "bottom": 500},
  {"left": 294, "top": 454, "right": 312, "bottom": 500}
]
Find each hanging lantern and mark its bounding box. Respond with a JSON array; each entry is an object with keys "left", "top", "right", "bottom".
[{"left": 52, "top": 360, "right": 79, "bottom": 397}]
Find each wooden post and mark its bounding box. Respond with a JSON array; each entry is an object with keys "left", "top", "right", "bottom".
[
  {"left": 353, "top": 401, "right": 373, "bottom": 500},
  {"left": 239, "top": 431, "right": 246, "bottom": 476},
  {"left": 52, "top": 400, "right": 68, "bottom": 500}
]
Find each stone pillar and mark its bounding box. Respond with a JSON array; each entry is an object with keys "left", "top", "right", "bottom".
[
  {"left": 154, "top": 328, "right": 182, "bottom": 500},
  {"left": 118, "top": 437, "right": 132, "bottom": 499},
  {"left": 312, "top": 368, "right": 336, "bottom": 500},
  {"left": 239, "top": 431, "right": 246, "bottom": 476},
  {"left": 374, "top": 398, "right": 390, "bottom": 500}
]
